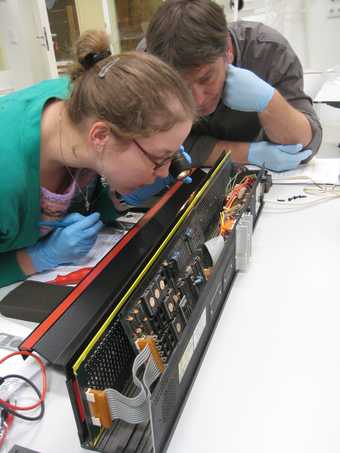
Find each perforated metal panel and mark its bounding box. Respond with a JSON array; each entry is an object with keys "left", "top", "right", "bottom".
[{"left": 82, "top": 321, "right": 135, "bottom": 392}]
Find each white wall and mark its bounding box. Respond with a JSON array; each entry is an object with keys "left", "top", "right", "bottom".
[
  {"left": 305, "top": 0, "right": 340, "bottom": 72},
  {"left": 2, "top": 0, "right": 340, "bottom": 94},
  {"left": 104, "top": 0, "right": 121, "bottom": 54},
  {"left": 227, "top": 0, "right": 340, "bottom": 73},
  {"left": 0, "top": 0, "right": 58, "bottom": 92},
  {"left": 0, "top": 0, "right": 30, "bottom": 92}
]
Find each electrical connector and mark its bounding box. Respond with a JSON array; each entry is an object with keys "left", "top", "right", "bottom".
[
  {"left": 86, "top": 389, "right": 112, "bottom": 428},
  {"left": 135, "top": 336, "right": 165, "bottom": 373}
]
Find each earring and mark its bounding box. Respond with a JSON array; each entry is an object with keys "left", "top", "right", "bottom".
[
  {"left": 100, "top": 175, "right": 108, "bottom": 187},
  {"left": 96, "top": 144, "right": 105, "bottom": 153}
]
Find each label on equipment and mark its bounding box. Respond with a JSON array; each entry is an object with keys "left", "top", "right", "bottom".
[{"left": 178, "top": 308, "right": 206, "bottom": 383}]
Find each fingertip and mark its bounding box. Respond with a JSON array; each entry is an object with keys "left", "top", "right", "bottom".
[
  {"left": 301, "top": 149, "right": 313, "bottom": 159},
  {"left": 89, "top": 223, "right": 104, "bottom": 239},
  {"left": 89, "top": 212, "right": 101, "bottom": 221},
  {"left": 96, "top": 219, "right": 104, "bottom": 230},
  {"left": 182, "top": 151, "right": 192, "bottom": 165},
  {"left": 280, "top": 143, "right": 304, "bottom": 154},
  {"left": 92, "top": 219, "right": 103, "bottom": 229}
]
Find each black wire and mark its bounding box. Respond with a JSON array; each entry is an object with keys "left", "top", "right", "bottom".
[{"left": 0, "top": 374, "right": 45, "bottom": 421}]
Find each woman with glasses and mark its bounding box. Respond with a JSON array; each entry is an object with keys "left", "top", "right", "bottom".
[{"left": 0, "top": 30, "right": 195, "bottom": 287}]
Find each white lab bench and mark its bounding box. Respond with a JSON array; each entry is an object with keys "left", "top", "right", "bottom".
[{"left": 1, "top": 123, "right": 340, "bottom": 453}]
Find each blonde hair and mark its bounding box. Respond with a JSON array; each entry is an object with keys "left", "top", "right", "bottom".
[{"left": 67, "top": 30, "right": 195, "bottom": 138}]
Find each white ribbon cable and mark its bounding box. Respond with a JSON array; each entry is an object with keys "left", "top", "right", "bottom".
[{"left": 105, "top": 345, "right": 161, "bottom": 424}]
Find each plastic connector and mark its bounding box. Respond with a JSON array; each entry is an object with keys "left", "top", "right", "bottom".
[
  {"left": 86, "top": 388, "right": 112, "bottom": 428},
  {"left": 85, "top": 388, "right": 95, "bottom": 403},
  {"left": 135, "top": 336, "right": 166, "bottom": 373},
  {"left": 91, "top": 416, "right": 101, "bottom": 427}
]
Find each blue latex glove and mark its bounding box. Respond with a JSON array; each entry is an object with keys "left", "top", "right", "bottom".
[
  {"left": 122, "top": 176, "right": 175, "bottom": 206},
  {"left": 248, "top": 142, "right": 313, "bottom": 172},
  {"left": 27, "top": 212, "right": 103, "bottom": 272},
  {"left": 223, "top": 64, "right": 275, "bottom": 112},
  {"left": 180, "top": 145, "right": 192, "bottom": 184}
]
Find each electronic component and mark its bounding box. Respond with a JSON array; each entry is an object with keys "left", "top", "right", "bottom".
[
  {"left": 21, "top": 156, "right": 271, "bottom": 453},
  {"left": 236, "top": 212, "right": 253, "bottom": 271},
  {"left": 135, "top": 336, "right": 166, "bottom": 374}
]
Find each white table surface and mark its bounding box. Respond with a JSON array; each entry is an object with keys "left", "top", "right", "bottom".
[
  {"left": 1, "top": 134, "right": 340, "bottom": 453},
  {"left": 168, "top": 182, "right": 340, "bottom": 453}
]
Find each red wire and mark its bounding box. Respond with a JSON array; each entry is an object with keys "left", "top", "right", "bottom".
[
  {"left": 0, "top": 351, "right": 47, "bottom": 411},
  {"left": 0, "top": 412, "right": 14, "bottom": 449},
  {"left": 226, "top": 181, "right": 251, "bottom": 208}
]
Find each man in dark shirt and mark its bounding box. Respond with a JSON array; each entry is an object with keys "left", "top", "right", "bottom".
[
  {"left": 123, "top": 0, "right": 322, "bottom": 205},
  {"left": 139, "top": 0, "right": 321, "bottom": 172}
]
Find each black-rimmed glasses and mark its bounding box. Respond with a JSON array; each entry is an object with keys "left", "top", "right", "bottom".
[{"left": 133, "top": 139, "right": 176, "bottom": 170}]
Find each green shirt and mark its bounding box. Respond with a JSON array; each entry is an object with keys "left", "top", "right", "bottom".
[{"left": 0, "top": 78, "right": 117, "bottom": 287}]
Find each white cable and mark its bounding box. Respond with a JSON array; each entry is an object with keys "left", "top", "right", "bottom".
[
  {"left": 304, "top": 185, "right": 340, "bottom": 196},
  {"left": 264, "top": 193, "right": 340, "bottom": 211},
  {"left": 272, "top": 175, "right": 331, "bottom": 189},
  {"left": 267, "top": 175, "right": 340, "bottom": 210}
]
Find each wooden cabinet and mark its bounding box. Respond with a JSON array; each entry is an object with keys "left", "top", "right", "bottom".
[{"left": 115, "top": 0, "right": 162, "bottom": 51}]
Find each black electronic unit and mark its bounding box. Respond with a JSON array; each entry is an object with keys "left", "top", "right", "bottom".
[{"left": 21, "top": 155, "right": 271, "bottom": 453}]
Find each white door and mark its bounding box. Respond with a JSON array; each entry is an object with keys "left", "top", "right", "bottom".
[
  {"left": 0, "top": 0, "right": 58, "bottom": 92},
  {"left": 29, "top": 0, "right": 58, "bottom": 81}
]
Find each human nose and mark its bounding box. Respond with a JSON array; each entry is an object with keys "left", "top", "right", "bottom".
[
  {"left": 191, "top": 83, "right": 206, "bottom": 108},
  {"left": 154, "top": 161, "right": 171, "bottom": 178}
]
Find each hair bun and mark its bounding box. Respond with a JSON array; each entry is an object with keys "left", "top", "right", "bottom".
[{"left": 80, "top": 49, "right": 111, "bottom": 70}]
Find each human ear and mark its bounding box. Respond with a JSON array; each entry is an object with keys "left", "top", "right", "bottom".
[
  {"left": 88, "top": 121, "right": 111, "bottom": 153},
  {"left": 226, "top": 34, "right": 234, "bottom": 64}
]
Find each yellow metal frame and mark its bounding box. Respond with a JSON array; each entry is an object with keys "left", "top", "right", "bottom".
[{"left": 72, "top": 154, "right": 230, "bottom": 375}]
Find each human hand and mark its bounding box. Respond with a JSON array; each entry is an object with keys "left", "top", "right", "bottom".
[
  {"left": 27, "top": 212, "right": 103, "bottom": 272},
  {"left": 223, "top": 64, "right": 275, "bottom": 112},
  {"left": 248, "top": 142, "right": 313, "bottom": 172},
  {"left": 180, "top": 145, "right": 192, "bottom": 184},
  {"left": 122, "top": 176, "right": 175, "bottom": 205}
]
